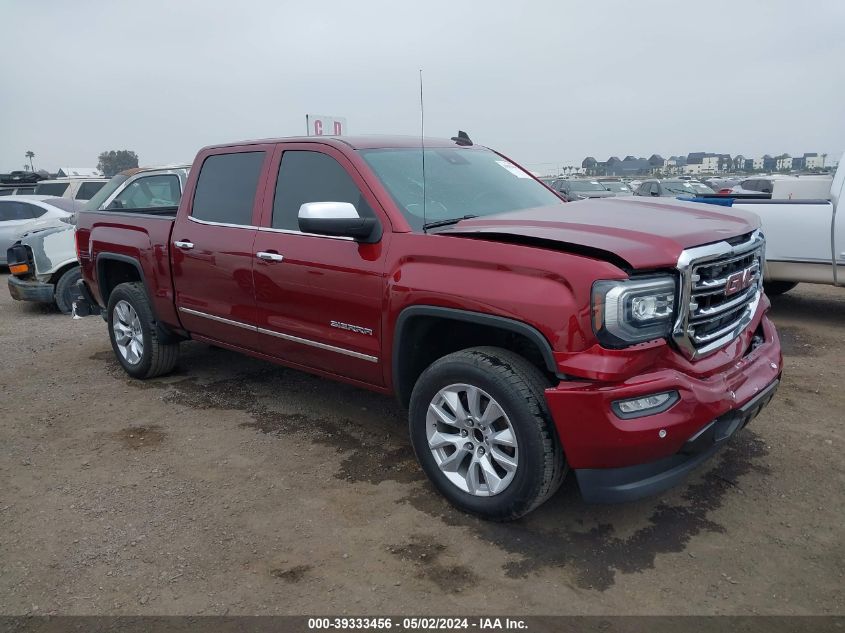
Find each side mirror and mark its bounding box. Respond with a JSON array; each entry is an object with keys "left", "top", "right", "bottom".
[
  {"left": 106, "top": 199, "right": 124, "bottom": 210},
  {"left": 298, "top": 202, "right": 380, "bottom": 242},
  {"left": 650, "top": 190, "right": 659, "bottom": 196}
]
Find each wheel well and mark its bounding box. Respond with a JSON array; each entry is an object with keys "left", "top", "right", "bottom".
[
  {"left": 394, "top": 312, "right": 557, "bottom": 407},
  {"left": 98, "top": 258, "right": 142, "bottom": 305},
  {"left": 49, "top": 262, "right": 80, "bottom": 286}
]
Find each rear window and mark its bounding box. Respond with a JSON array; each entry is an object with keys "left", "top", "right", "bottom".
[
  {"left": 34, "top": 182, "right": 70, "bottom": 196},
  {"left": 0, "top": 201, "right": 38, "bottom": 220},
  {"left": 192, "top": 152, "right": 265, "bottom": 225},
  {"left": 75, "top": 181, "right": 106, "bottom": 200}
]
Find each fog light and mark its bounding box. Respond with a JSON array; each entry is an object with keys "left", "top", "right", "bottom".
[{"left": 612, "top": 391, "right": 679, "bottom": 419}]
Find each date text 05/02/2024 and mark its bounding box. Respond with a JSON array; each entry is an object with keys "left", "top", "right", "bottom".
[{"left": 307, "top": 617, "right": 528, "bottom": 630}]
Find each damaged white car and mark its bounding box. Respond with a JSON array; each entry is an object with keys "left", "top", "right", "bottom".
[{"left": 6, "top": 165, "right": 189, "bottom": 313}]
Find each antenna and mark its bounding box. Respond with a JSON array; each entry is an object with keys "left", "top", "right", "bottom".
[{"left": 419, "top": 69, "right": 427, "bottom": 232}]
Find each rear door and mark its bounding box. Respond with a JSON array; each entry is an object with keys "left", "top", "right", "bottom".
[
  {"left": 171, "top": 147, "right": 273, "bottom": 349},
  {"left": 250, "top": 143, "right": 389, "bottom": 385}
]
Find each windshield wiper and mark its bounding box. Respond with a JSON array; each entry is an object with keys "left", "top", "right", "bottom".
[{"left": 423, "top": 215, "right": 478, "bottom": 230}]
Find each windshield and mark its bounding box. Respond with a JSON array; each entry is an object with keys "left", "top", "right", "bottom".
[
  {"left": 360, "top": 147, "right": 562, "bottom": 230},
  {"left": 662, "top": 181, "right": 715, "bottom": 195},
  {"left": 567, "top": 180, "right": 608, "bottom": 192},
  {"left": 602, "top": 181, "right": 630, "bottom": 192},
  {"left": 41, "top": 198, "right": 77, "bottom": 213},
  {"left": 84, "top": 174, "right": 128, "bottom": 211}
]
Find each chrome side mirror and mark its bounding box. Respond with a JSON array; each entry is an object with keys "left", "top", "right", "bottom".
[{"left": 298, "top": 202, "right": 380, "bottom": 242}]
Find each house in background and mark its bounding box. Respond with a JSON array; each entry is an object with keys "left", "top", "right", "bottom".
[
  {"left": 804, "top": 153, "right": 825, "bottom": 169},
  {"left": 56, "top": 167, "right": 103, "bottom": 178},
  {"left": 775, "top": 154, "right": 792, "bottom": 171}
]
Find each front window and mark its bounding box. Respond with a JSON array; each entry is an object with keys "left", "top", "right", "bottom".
[
  {"left": 84, "top": 174, "right": 128, "bottom": 211},
  {"left": 360, "top": 147, "right": 562, "bottom": 230}
]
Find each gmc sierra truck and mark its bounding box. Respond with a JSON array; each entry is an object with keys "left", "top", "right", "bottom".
[{"left": 73, "top": 135, "right": 782, "bottom": 520}]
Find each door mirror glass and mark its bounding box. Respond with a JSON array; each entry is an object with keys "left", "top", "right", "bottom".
[{"left": 298, "top": 202, "right": 380, "bottom": 242}]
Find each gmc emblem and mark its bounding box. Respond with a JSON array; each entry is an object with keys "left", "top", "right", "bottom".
[{"left": 724, "top": 267, "right": 756, "bottom": 297}]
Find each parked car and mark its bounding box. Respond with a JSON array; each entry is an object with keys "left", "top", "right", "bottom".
[
  {"left": 5, "top": 165, "right": 189, "bottom": 313},
  {"left": 0, "top": 196, "right": 74, "bottom": 266},
  {"left": 634, "top": 179, "right": 715, "bottom": 197},
  {"left": 0, "top": 185, "right": 37, "bottom": 196},
  {"left": 70, "top": 135, "right": 781, "bottom": 520},
  {"left": 551, "top": 178, "right": 615, "bottom": 201},
  {"left": 34, "top": 177, "right": 109, "bottom": 207},
  {"left": 687, "top": 153, "right": 844, "bottom": 296},
  {"left": 702, "top": 177, "right": 741, "bottom": 194},
  {"left": 598, "top": 180, "right": 633, "bottom": 196},
  {"left": 730, "top": 175, "right": 833, "bottom": 200}
]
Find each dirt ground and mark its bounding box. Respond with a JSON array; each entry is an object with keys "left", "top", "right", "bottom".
[{"left": 0, "top": 272, "right": 842, "bottom": 616}]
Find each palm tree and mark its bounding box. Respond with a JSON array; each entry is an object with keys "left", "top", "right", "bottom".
[{"left": 25, "top": 150, "right": 35, "bottom": 171}]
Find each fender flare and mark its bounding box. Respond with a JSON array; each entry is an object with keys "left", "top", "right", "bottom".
[{"left": 392, "top": 305, "right": 559, "bottom": 402}]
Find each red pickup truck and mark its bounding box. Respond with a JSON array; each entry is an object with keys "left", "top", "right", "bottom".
[{"left": 74, "top": 135, "right": 782, "bottom": 520}]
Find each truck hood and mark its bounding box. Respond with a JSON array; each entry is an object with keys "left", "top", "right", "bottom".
[{"left": 440, "top": 197, "right": 760, "bottom": 270}]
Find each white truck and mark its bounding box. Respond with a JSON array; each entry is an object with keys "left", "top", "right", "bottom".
[
  {"left": 691, "top": 154, "right": 843, "bottom": 296},
  {"left": 6, "top": 165, "right": 189, "bottom": 312}
]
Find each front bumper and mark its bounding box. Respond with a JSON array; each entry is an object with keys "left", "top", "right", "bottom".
[
  {"left": 544, "top": 313, "right": 782, "bottom": 502},
  {"left": 7, "top": 275, "right": 55, "bottom": 303}
]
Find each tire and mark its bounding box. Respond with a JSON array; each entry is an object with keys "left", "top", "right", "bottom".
[
  {"left": 54, "top": 266, "right": 82, "bottom": 314},
  {"left": 409, "top": 346, "right": 566, "bottom": 521},
  {"left": 106, "top": 282, "right": 179, "bottom": 379},
  {"left": 764, "top": 280, "right": 798, "bottom": 297}
]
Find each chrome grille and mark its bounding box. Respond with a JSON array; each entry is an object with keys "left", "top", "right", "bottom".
[{"left": 673, "top": 230, "right": 765, "bottom": 359}]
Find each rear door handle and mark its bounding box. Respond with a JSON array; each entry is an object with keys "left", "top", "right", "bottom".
[
  {"left": 174, "top": 240, "right": 194, "bottom": 250},
  {"left": 256, "top": 251, "right": 284, "bottom": 262}
]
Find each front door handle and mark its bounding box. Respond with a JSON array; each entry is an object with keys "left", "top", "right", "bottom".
[
  {"left": 174, "top": 240, "right": 194, "bottom": 250},
  {"left": 256, "top": 251, "right": 284, "bottom": 262}
]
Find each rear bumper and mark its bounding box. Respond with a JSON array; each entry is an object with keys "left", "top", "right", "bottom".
[
  {"left": 7, "top": 276, "right": 55, "bottom": 303},
  {"left": 544, "top": 313, "right": 782, "bottom": 501}
]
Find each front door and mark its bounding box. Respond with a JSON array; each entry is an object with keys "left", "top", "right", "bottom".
[
  {"left": 171, "top": 147, "right": 272, "bottom": 349},
  {"left": 250, "top": 143, "right": 389, "bottom": 386}
]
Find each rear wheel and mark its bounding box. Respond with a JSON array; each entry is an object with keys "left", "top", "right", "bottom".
[
  {"left": 764, "top": 280, "right": 798, "bottom": 297},
  {"left": 107, "top": 282, "right": 179, "bottom": 379},
  {"left": 54, "top": 266, "right": 82, "bottom": 314},
  {"left": 409, "top": 347, "right": 566, "bottom": 521}
]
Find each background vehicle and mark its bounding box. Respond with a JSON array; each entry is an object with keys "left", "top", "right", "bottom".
[
  {"left": 34, "top": 177, "right": 108, "bottom": 206},
  {"left": 688, "top": 154, "right": 844, "bottom": 296},
  {"left": 0, "top": 196, "right": 73, "bottom": 265},
  {"left": 635, "top": 179, "right": 715, "bottom": 197},
  {"left": 703, "top": 177, "right": 741, "bottom": 194},
  {"left": 599, "top": 179, "right": 633, "bottom": 196},
  {"left": 0, "top": 185, "right": 36, "bottom": 196},
  {"left": 72, "top": 135, "right": 781, "bottom": 520},
  {"left": 5, "top": 166, "right": 189, "bottom": 313},
  {"left": 551, "top": 178, "right": 615, "bottom": 201},
  {"left": 730, "top": 175, "right": 833, "bottom": 200}
]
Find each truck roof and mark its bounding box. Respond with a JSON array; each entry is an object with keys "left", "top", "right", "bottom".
[{"left": 199, "top": 135, "right": 469, "bottom": 152}]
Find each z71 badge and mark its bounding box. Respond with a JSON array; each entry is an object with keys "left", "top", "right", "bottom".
[{"left": 330, "top": 321, "right": 373, "bottom": 336}]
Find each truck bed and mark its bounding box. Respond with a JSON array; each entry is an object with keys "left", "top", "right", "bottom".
[{"left": 75, "top": 210, "right": 180, "bottom": 327}]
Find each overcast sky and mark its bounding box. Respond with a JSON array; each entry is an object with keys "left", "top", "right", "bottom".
[{"left": 2, "top": 0, "right": 843, "bottom": 174}]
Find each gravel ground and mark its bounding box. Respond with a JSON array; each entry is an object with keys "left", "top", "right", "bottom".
[{"left": 0, "top": 272, "right": 842, "bottom": 616}]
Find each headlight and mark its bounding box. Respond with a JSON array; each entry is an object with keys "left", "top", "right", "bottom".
[{"left": 591, "top": 276, "right": 677, "bottom": 347}]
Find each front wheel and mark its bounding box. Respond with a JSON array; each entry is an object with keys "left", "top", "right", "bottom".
[
  {"left": 409, "top": 347, "right": 566, "bottom": 521},
  {"left": 107, "top": 282, "right": 179, "bottom": 379}
]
